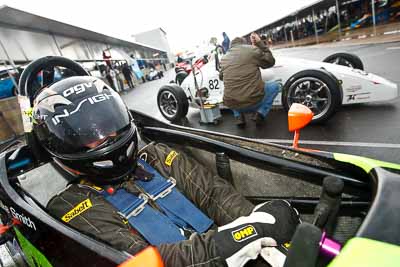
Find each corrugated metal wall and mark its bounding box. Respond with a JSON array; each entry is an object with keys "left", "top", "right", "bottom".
[{"left": 0, "top": 27, "right": 145, "bottom": 63}]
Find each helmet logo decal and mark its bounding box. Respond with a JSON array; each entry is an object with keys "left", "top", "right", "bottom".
[
  {"left": 63, "top": 82, "right": 93, "bottom": 97},
  {"left": 52, "top": 93, "right": 113, "bottom": 125},
  {"left": 38, "top": 95, "right": 72, "bottom": 112}
]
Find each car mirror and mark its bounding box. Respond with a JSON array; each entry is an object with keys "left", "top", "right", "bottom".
[{"left": 288, "top": 103, "right": 313, "bottom": 148}]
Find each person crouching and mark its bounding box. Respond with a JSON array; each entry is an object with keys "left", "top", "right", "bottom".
[{"left": 219, "top": 33, "right": 280, "bottom": 127}]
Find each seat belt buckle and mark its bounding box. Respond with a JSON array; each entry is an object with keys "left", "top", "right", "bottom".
[
  {"left": 149, "top": 177, "right": 176, "bottom": 201},
  {"left": 119, "top": 194, "right": 149, "bottom": 219}
]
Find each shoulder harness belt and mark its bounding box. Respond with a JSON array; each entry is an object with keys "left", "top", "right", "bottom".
[{"left": 101, "top": 158, "right": 213, "bottom": 245}]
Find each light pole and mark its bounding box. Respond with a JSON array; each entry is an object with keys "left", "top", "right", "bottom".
[
  {"left": 335, "top": 0, "right": 342, "bottom": 38},
  {"left": 312, "top": 9, "right": 320, "bottom": 44},
  {"left": 371, "top": 0, "right": 377, "bottom": 36}
]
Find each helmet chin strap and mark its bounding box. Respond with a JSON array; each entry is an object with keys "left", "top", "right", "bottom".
[
  {"left": 85, "top": 164, "right": 136, "bottom": 186},
  {"left": 55, "top": 155, "right": 135, "bottom": 185}
]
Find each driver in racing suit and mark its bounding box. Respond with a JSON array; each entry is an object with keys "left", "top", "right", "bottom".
[{"left": 32, "top": 76, "right": 300, "bottom": 267}]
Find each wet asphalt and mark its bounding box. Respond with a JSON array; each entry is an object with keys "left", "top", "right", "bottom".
[{"left": 122, "top": 41, "right": 400, "bottom": 163}]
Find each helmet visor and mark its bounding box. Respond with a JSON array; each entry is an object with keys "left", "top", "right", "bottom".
[{"left": 39, "top": 87, "right": 131, "bottom": 155}]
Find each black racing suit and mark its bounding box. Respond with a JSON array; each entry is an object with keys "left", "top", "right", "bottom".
[{"left": 47, "top": 143, "right": 255, "bottom": 267}]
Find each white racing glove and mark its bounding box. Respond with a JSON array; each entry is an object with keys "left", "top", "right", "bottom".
[{"left": 213, "top": 200, "right": 300, "bottom": 267}]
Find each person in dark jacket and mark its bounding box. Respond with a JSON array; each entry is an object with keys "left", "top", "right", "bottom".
[
  {"left": 32, "top": 77, "right": 299, "bottom": 267},
  {"left": 219, "top": 33, "right": 280, "bottom": 127},
  {"left": 222, "top": 32, "right": 231, "bottom": 54},
  {"left": 122, "top": 63, "right": 135, "bottom": 89}
]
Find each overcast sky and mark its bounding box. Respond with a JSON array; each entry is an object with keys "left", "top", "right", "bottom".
[{"left": 1, "top": 0, "right": 316, "bottom": 52}]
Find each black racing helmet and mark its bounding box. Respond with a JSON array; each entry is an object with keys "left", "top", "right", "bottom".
[{"left": 32, "top": 76, "right": 138, "bottom": 184}]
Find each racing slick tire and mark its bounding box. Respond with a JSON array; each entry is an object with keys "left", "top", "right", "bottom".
[
  {"left": 282, "top": 69, "right": 342, "bottom": 124},
  {"left": 157, "top": 84, "right": 189, "bottom": 122},
  {"left": 323, "top": 52, "right": 364, "bottom": 70}
]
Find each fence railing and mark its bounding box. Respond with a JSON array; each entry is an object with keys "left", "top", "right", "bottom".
[{"left": 272, "top": 22, "right": 400, "bottom": 49}]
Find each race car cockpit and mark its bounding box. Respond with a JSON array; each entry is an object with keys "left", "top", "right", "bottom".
[{"left": 0, "top": 56, "right": 399, "bottom": 267}]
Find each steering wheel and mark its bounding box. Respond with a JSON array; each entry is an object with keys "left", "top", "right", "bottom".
[{"left": 18, "top": 56, "right": 89, "bottom": 105}]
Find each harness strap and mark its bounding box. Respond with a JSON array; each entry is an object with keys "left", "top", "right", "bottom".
[
  {"left": 101, "top": 159, "right": 214, "bottom": 245},
  {"left": 102, "top": 189, "right": 185, "bottom": 246},
  {"left": 136, "top": 159, "right": 214, "bottom": 233}
]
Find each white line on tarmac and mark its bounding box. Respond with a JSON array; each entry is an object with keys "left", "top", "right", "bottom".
[
  {"left": 257, "top": 139, "right": 400, "bottom": 148},
  {"left": 384, "top": 30, "right": 400, "bottom": 35},
  {"left": 386, "top": 46, "right": 400, "bottom": 50}
]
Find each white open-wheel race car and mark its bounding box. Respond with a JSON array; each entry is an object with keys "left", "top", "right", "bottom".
[{"left": 157, "top": 51, "right": 399, "bottom": 123}]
